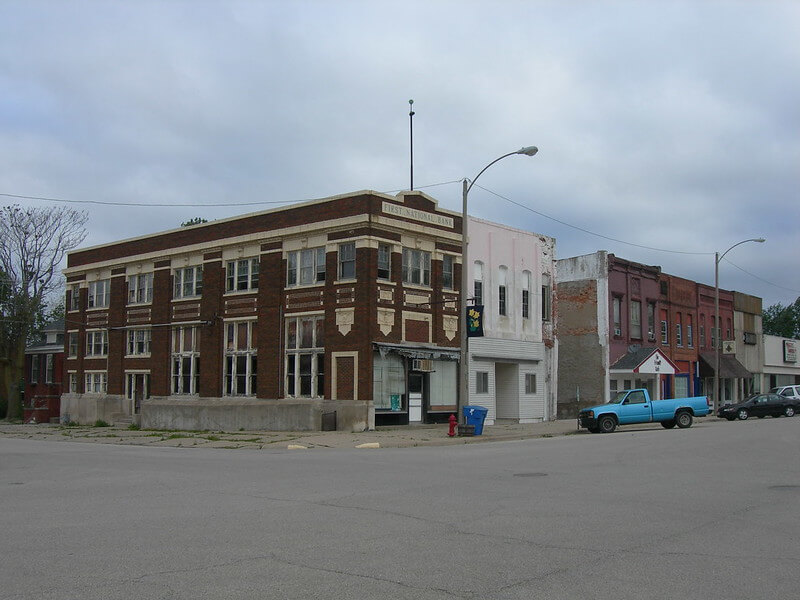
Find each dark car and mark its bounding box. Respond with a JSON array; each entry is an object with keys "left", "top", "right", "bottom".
[{"left": 717, "top": 393, "right": 797, "bottom": 421}]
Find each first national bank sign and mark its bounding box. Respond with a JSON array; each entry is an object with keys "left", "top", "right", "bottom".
[{"left": 382, "top": 202, "right": 454, "bottom": 228}]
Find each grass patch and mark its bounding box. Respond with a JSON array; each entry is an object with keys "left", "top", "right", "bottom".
[
  {"left": 127, "top": 423, "right": 140, "bottom": 430},
  {"left": 166, "top": 433, "right": 194, "bottom": 440},
  {"left": 93, "top": 419, "right": 111, "bottom": 428},
  {"left": 204, "top": 435, "right": 220, "bottom": 442}
]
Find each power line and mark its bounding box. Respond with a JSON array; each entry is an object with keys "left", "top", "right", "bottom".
[
  {"left": 0, "top": 192, "right": 310, "bottom": 208},
  {"left": 723, "top": 257, "right": 800, "bottom": 294}
]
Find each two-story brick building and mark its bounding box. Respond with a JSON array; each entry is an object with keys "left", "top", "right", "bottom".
[{"left": 60, "top": 190, "right": 465, "bottom": 431}]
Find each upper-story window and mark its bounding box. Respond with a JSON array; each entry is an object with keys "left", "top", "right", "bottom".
[
  {"left": 402, "top": 248, "right": 431, "bottom": 286},
  {"left": 541, "top": 274, "right": 551, "bottom": 322},
  {"left": 676, "top": 313, "right": 683, "bottom": 347},
  {"left": 87, "top": 280, "right": 110, "bottom": 309},
  {"left": 498, "top": 266, "right": 508, "bottom": 316},
  {"left": 86, "top": 330, "right": 109, "bottom": 357},
  {"left": 630, "top": 300, "right": 642, "bottom": 339},
  {"left": 226, "top": 258, "right": 259, "bottom": 292},
  {"left": 661, "top": 309, "right": 669, "bottom": 345},
  {"left": 69, "top": 284, "right": 80, "bottom": 311},
  {"left": 128, "top": 273, "right": 153, "bottom": 305},
  {"left": 377, "top": 243, "right": 391, "bottom": 280},
  {"left": 522, "top": 270, "right": 531, "bottom": 319},
  {"left": 473, "top": 261, "right": 484, "bottom": 306},
  {"left": 338, "top": 243, "right": 356, "bottom": 280},
  {"left": 174, "top": 266, "right": 203, "bottom": 299},
  {"left": 687, "top": 315, "right": 694, "bottom": 348},
  {"left": 613, "top": 296, "right": 622, "bottom": 336},
  {"left": 126, "top": 329, "right": 152, "bottom": 356},
  {"left": 287, "top": 247, "right": 326, "bottom": 286},
  {"left": 68, "top": 332, "right": 78, "bottom": 358},
  {"left": 647, "top": 302, "right": 656, "bottom": 341},
  {"left": 442, "top": 255, "right": 454, "bottom": 290}
]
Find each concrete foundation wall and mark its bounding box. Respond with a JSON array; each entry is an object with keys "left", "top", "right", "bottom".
[
  {"left": 61, "top": 393, "right": 126, "bottom": 424},
  {"left": 61, "top": 394, "right": 374, "bottom": 432}
]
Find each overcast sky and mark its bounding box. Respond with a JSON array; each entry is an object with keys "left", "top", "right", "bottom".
[{"left": 1, "top": 0, "right": 798, "bottom": 308}]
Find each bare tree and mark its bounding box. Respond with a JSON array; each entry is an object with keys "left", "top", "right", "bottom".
[{"left": 0, "top": 205, "right": 87, "bottom": 420}]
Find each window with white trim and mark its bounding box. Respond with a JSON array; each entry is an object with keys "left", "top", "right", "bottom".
[
  {"left": 174, "top": 266, "right": 203, "bottom": 298},
  {"left": 338, "top": 242, "right": 356, "bottom": 280},
  {"left": 126, "top": 373, "right": 150, "bottom": 414},
  {"left": 87, "top": 280, "right": 110, "bottom": 308},
  {"left": 285, "top": 315, "right": 325, "bottom": 398},
  {"left": 498, "top": 266, "right": 508, "bottom": 316},
  {"left": 68, "top": 372, "right": 77, "bottom": 393},
  {"left": 85, "top": 371, "right": 107, "bottom": 394},
  {"left": 287, "top": 247, "right": 326, "bottom": 286},
  {"left": 476, "top": 371, "right": 489, "bottom": 394},
  {"left": 402, "top": 248, "right": 431, "bottom": 286},
  {"left": 126, "top": 329, "right": 152, "bottom": 356},
  {"left": 687, "top": 315, "right": 694, "bottom": 348},
  {"left": 522, "top": 270, "right": 531, "bottom": 319},
  {"left": 45, "top": 354, "right": 54, "bottom": 383},
  {"left": 86, "top": 330, "right": 108, "bottom": 357},
  {"left": 69, "top": 284, "right": 80, "bottom": 311},
  {"left": 473, "top": 261, "right": 484, "bottom": 306},
  {"left": 68, "top": 332, "right": 78, "bottom": 358},
  {"left": 171, "top": 326, "right": 199, "bottom": 395},
  {"left": 541, "top": 274, "right": 551, "bottom": 322},
  {"left": 630, "top": 300, "right": 642, "bottom": 339},
  {"left": 30, "top": 355, "right": 39, "bottom": 384},
  {"left": 442, "top": 255, "right": 454, "bottom": 290},
  {"left": 676, "top": 313, "right": 683, "bottom": 347},
  {"left": 128, "top": 273, "right": 153, "bottom": 304},
  {"left": 377, "top": 243, "right": 391, "bottom": 280},
  {"left": 525, "top": 373, "right": 537, "bottom": 394},
  {"left": 226, "top": 258, "right": 259, "bottom": 292},
  {"left": 224, "top": 321, "right": 257, "bottom": 396}
]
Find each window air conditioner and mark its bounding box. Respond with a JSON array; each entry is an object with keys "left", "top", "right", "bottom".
[{"left": 412, "top": 359, "right": 434, "bottom": 372}]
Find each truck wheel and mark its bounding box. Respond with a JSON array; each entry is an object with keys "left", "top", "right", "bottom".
[
  {"left": 598, "top": 416, "right": 616, "bottom": 433},
  {"left": 737, "top": 409, "right": 749, "bottom": 420},
  {"left": 784, "top": 406, "right": 795, "bottom": 417},
  {"left": 661, "top": 420, "right": 676, "bottom": 429},
  {"left": 676, "top": 411, "right": 693, "bottom": 428}
]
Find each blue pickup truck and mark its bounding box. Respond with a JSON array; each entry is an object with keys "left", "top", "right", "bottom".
[{"left": 578, "top": 389, "right": 710, "bottom": 433}]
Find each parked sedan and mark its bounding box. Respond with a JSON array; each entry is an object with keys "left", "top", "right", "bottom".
[{"left": 717, "top": 393, "right": 798, "bottom": 421}]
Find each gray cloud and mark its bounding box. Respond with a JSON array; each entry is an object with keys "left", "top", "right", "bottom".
[{"left": 1, "top": 0, "right": 797, "bottom": 306}]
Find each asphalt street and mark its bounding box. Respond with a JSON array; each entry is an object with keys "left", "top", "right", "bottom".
[{"left": 1, "top": 417, "right": 799, "bottom": 599}]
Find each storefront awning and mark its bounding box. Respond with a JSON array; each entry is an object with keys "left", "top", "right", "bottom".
[
  {"left": 699, "top": 352, "right": 752, "bottom": 379},
  {"left": 610, "top": 347, "right": 680, "bottom": 375},
  {"left": 373, "top": 342, "right": 460, "bottom": 361}
]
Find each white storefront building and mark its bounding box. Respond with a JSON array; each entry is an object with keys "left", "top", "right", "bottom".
[
  {"left": 466, "top": 218, "right": 557, "bottom": 424},
  {"left": 761, "top": 335, "right": 800, "bottom": 390}
]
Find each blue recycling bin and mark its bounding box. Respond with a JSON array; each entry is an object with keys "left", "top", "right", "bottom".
[{"left": 463, "top": 405, "right": 489, "bottom": 435}]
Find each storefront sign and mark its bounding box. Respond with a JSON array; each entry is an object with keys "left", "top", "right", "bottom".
[
  {"left": 382, "top": 201, "right": 454, "bottom": 228},
  {"left": 785, "top": 340, "right": 797, "bottom": 363}
]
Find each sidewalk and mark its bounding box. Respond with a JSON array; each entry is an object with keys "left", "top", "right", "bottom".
[{"left": 0, "top": 418, "right": 583, "bottom": 450}]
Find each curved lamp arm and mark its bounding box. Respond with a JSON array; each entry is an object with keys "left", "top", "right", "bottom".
[
  {"left": 718, "top": 237, "right": 765, "bottom": 263},
  {"left": 465, "top": 146, "right": 538, "bottom": 194}
]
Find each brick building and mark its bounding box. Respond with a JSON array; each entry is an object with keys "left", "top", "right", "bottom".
[
  {"left": 556, "top": 251, "right": 754, "bottom": 417},
  {"left": 60, "top": 191, "right": 464, "bottom": 430},
  {"left": 24, "top": 320, "right": 65, "bottom": 424}
]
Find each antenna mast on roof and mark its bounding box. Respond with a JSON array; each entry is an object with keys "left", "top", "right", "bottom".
[{"left": 409, "top": 99, "right": 415, "bottom": 190}]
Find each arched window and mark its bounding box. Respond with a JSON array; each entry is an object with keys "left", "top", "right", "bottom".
[
  {"left": 473, "top": 261, "right": 484, "bottom": 306},
  {"left": 521, "top": 270, "right": 531, "bottom": 319},
  {"left": 498, "top": 266, "right": 508, "bottom": 316}
]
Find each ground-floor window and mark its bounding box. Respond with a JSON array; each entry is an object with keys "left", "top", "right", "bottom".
[
  {"left": 373, "top": 352, "right": 405, "bottom": 410},
  {"left": 85, "top": 371, "right": 107, "bottom": 394},
  {"left": 172, "top": 326, "right": 199, "bottom": 395},
  {"left": 68, "top": 372, "right": 77, "bottom": 393},
  {"left": 476, "top": 371, "right": 489, "bottom": 394},
  {"left": 224, "top": 321, "right": 257, "bottom": 396},
  {"left": 525, "top": 373, "right": 537, "bottom": 394},
  {"left": 285, "top": 315, "right": 324, "bottom": 398}
]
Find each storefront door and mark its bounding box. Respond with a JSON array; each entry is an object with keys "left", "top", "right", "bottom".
[{"left": 409, "top": 373, "right": 423, "bottom": 423}]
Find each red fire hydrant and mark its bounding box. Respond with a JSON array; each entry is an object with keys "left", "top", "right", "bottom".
[{"left": 447, "top": 413, "right": 457, "bottom": 437}]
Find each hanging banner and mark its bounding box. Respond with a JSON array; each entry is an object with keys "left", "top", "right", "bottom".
[{"left": 467, "top": 305, "right": 485, "bottom": 337}]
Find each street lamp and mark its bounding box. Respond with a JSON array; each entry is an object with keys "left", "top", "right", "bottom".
[
  {"left": 713, "top": 237, "right": 765, "bottom": 412},
  {"left": 458, "top": 146, "right": 539, "bottom": 425}
]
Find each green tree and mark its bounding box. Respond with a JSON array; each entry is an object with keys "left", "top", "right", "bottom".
[
  {"left": 762, "top": 297, "right": 800, "bottom": 338},
  {"left": 0, "top": 205, "right": 87, "bottom": 420}
]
